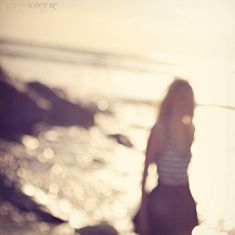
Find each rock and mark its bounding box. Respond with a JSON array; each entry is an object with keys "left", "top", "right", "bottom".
[
  {"left": 76, "top": 222, "right": 118, "bottom": 235},
  {"left": 0, "top": 78, "right": 45, "bottom": 139},
  {"left": 108, "top": 134, "right": 133, "bottom": 148},
  {"left": 0, "top": 173, "right": 64, "bottom": 224},
  {"left": 27, "top": 81, "right": 94, "bottom": 127},
  {"left": 0, "top": 66, "right": 95, "bottom": 140}
]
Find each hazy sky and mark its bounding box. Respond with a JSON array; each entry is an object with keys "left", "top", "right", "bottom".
[{"left": 0, "top": 0, "right": 235, "bottom": 57}]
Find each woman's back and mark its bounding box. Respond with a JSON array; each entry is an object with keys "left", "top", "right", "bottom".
[{"left": 156, "top": 120, "right": 192, "bottom": 186}]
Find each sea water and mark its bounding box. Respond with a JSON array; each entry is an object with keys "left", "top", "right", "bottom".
[{"left": 0, "top": 43, "right": 234, "bottom": 235}]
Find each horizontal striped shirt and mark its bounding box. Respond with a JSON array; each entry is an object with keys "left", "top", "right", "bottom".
[{"left": 156, "top": 135, "right": 191, "bottom": 186}]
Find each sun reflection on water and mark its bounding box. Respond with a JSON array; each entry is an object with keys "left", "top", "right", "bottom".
[{"left": 0, "top": 50, "right": 234, "bottom": 235}]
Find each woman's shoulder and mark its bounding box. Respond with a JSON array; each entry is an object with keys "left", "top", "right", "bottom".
[
  {"left": 145, "top": 120, "right": 166, "bottom": 161},
  {"left": 181, "top": 116, "right": 195, "bottom": 139},
  {"left": 152, "top": 120, "right": 166, "bottom": 133},
  {"left": 185, "top": 121, "right": 195, "bottom": 144},
  {"left": 150, "top": 121, "right": 166, "bottom": 148}
]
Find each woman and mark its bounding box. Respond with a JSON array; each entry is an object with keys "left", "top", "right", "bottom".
[{"left": 134, "top": 78, "right": 198, "bottom": 235}]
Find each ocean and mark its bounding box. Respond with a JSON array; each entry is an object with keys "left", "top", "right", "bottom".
[{"left": 0, "top": 39, "right": 234, "bottom": 235}]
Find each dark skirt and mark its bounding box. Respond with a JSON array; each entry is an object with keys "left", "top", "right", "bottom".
[{"left": 133, "top": 184, "right": 198, "bottom": 235}]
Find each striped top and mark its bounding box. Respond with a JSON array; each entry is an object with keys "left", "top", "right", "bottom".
[{"left": 156, "top": 133, "right": 191, "bottom": 186}]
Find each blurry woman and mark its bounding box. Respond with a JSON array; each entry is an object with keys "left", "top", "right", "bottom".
[{"left": 134, "top": 78, "right": 198, "bottom": 235}]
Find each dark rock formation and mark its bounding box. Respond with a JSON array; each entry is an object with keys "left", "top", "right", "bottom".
[
  {"left": 0, "top": 173, "right": 64, "bottom": 224},
  {"left": 108, "top": 134, "right": 133, "bottom": 148},
  {"left": 76, "top": 222, "right": 118, "bottom": 235},
  {"left": 0, "top": 67, "right": 94, "bottom": 140},
  {"left": 0, "top": 79, "right": 45, "bottom": 139},
  {"left": 27, "top": 81, "right": 94, "bottom": 127}
]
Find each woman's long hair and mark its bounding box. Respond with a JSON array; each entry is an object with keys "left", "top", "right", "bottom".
[{"left": 158, "top": 78, "right": 195, "bottom": 123}]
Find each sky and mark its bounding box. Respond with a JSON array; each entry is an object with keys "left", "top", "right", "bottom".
[{"left": 0, "top": 0, "right": 235, "bottom": 58}]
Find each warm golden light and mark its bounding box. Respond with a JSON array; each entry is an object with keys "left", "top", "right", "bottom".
[{"left": 0, "top": 1, "right": 234, "bottom": 235}]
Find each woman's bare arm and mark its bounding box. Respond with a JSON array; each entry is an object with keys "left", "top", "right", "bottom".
[{"left": 141, "top": 123, "right": 164, "bottom": 198}]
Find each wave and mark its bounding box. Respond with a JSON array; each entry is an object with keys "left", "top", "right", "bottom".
[{"left": 0, "top": 37, "right": 172, "bottom": 73}]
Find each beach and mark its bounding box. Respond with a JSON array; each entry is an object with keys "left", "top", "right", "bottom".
[{"left": 0, "top": 40, "right": 235, "bottom": 235}]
